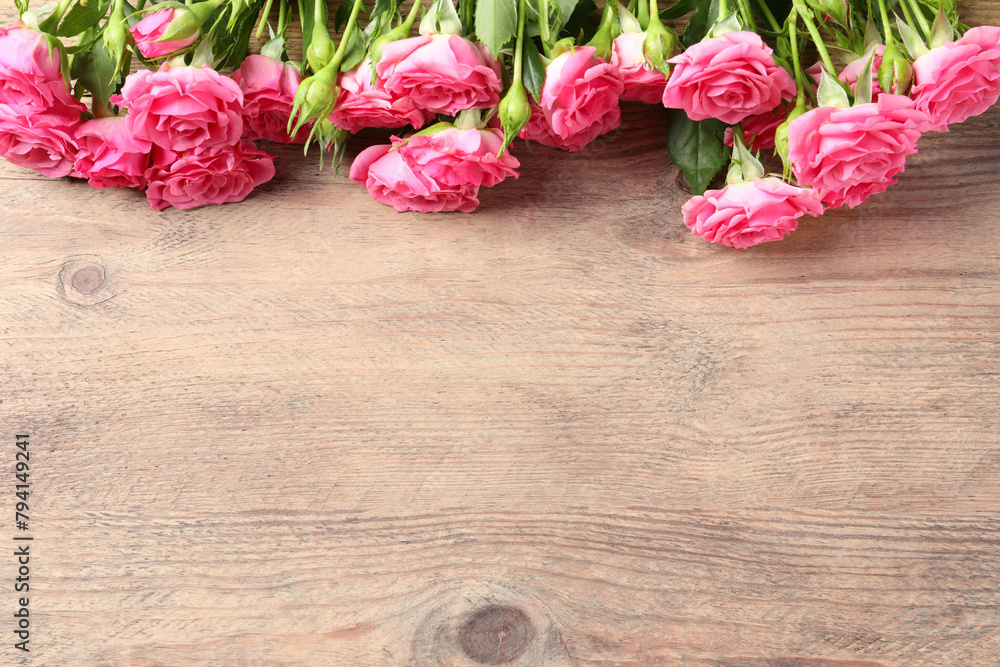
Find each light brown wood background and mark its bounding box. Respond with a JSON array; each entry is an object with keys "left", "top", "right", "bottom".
[{"left": 3, "top": 2, "right": 1000, "bottom": 665}]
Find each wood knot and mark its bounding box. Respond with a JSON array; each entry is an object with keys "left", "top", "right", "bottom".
[
  {"left": 458, "top": 605, "right": 535, "bottom": 665},
  {"left": 58, "top": 256, "right": 115, "bottom": 306}
]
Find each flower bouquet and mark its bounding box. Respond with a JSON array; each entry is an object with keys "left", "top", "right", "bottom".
[{"left": 1, "top": 0, "right": 998, "bottom": 247}]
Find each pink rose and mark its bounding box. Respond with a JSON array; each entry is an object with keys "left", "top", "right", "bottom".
[
  {"left": 611, "top": 32, "right": 669, "bottom": 104},
  {"left": 393, "top": 126, "right": 519, "bottom": 188},
  {"left": 349, "top": 144, "right": 479, "bottom": 213},
  {"left": 129, "top": 8, "right": 199, "bottom": 59},
  {"left": 144, "top": 140, "right": 275, "bottom": 210},
  {"left": 0, "top": 21, "right": 86, "bottom": 124},
  {"left": 787, "top": 94, "right": 927, "bottom": 209},
  {"left": 663, "top": 31, "right": 795, "bottom": 124},
  {"left": 839, "top": 45, "right": 887, "bottom": 99},
  {"left": 683, "top": 177, "right": 824, "bottom": 248},
  {"left": 376, "top": 34, "right": 502, "bottom": 115},
  {"left": 0, "top": 113, "right": 77, "bottom": 177},
  {"left": 519, "top": 45, "right": 624, "bottom": 151},
  {"left": 232, "top": 54, "right": 309, "bottom": 144},
  {"left": 73, "top": 117, "right": 151, "bottom": 189},
  {"left": 911, "top": 26, "right": 1000, "bottom": 132},
  {"left": 330, "top": 59, "right": 433, "bottom": 133},
  {"left": 724, "top": 104, "right": 787, "bottom": 151},
  {"left": 120, "top": 63, "right": 243, "bottom": 151}
]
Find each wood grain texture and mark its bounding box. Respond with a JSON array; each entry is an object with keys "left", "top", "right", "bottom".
[{"left": 2, "top": 3, "right": 1000, "bottom": 665}]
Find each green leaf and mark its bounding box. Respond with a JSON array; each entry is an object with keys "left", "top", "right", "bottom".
[
  {"left": 522, "top": 37, "right": 545, "bottom": 102},
  {"left": 56, "top": 0, "right": 113, "bottom": 36},
  {"left": 667, "top": 110, "right": 727, "bottom": 195},
  {"left": 340, "top": 24, "right": 367, "bottom": 71},
  {"left": 334, "top": 0, "right": 353, "bottom": 31},
  {"left": 370, "top": 0, "right": 394, "bottom": 21},
  {"left": 71, "top": 33, "right": 118, "bottom": 107},
  {"left": 474, "top": 0, "right": 518, "bottom": 58},
  {"left": 213, "top": 0, "right": 264, "bottom": 68},
  {"left": 553, "top": 0, "right": 577, "bottom": 30},
  {"left": 659, "top": 0, "right": 700, "bottom": 21},
  {"left": 299, "top": 0, "right": 318, "bottom": 58},
  {"left": 682, "top": 0, "right": 718, "bottom": 47}
]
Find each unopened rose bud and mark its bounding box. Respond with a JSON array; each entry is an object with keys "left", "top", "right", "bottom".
[
  {"left": 587, "top": 0, "right": 616, "bottom": 61},
  {"left": 103, "top": 12, "right": 129, "bottom": 65},
  {"left": 877, "top": 42, "right": 912, "bottom": 95},
  {"left": 129, "top": 0, "right": 222, "bottom": 59},
  {"left": 775, "top": 102, "right": 806, "bottom": 168},
  {"left": 288, "top": 66, "right": 340, "bottom": 137},
  {"left": 644, "top": 22, "right": 680, "bottom": 76},
  {"left": 306, "top": 36, "right": 335, "bottom": 72},
  {"left": 498, "top": 80, "right": 532, "bottom": 156}
]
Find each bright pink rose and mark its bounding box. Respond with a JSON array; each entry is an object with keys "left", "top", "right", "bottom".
[
  {"left": 393, "top": 126, "right": 519, "bottom": 188},
  {"left": 232, "top": 54, "right": 309, "bottom": 144},
  {"left": 787, "top": 94, "right": 927, "bottom": 209},
  {"left": 911, "top": 26, "right": 1000, "bottom": 132},
  {"left": 376, "top": 34, "right": 502, "bottom": 115},
  {"left": 330, "top": 59, "right": 433, "bottom": 133},
  {"left": 129, "top": 8, "right": 199, "bottom": 59},
  {"left": 683, "top": 177, "right": 824, "bottom": 248},
  {"left": 0, "top": 21, "right": 86, "bottom": 124},
  {"left": 519, "top": 45, "right": 623, "bottom": 151},
  {"left": 724, "top": 104, "right": 787, "bottom": 151},
  {"left": 839, "top": 45, "right": 887, "bottom": 99},
  {"left": 349, "top": 144, "right": 479, "bottom": 213},
  {"left": 73, "top": 117, "right": 151, "bottom": 189},
  {"left": 0, "top": 113, "right": 77, "bottom": 177},
  {"left": 144, "top": 140, "right": 275, "bottom": 210},
  {"left": 611, "top": 32, "right": 669, "bottom": 104},
  {"left": 663, "top": 31, "right": 795, "bottom": 124},
  {"left": 120, "top": 63, "right": 243, "bottom": 151}
]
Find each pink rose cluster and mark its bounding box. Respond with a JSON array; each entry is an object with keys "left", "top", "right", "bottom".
[
  {"left": 0, "top": 23, "right": 290, "bottom": 210},
  {"left": 675, "top": 24, "right": 1000, "bottom": 249},
  {"left": 5, "top": 7, "right": 1000, "bottom": 237}
]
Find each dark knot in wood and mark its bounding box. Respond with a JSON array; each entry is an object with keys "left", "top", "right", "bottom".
[
  {"left": 70, "top": 265, "right": 105, "bottom": 294},
  {"left": 58, "top": 256, "right": 115, "bottom": 307},
  {"left": 457, "top": 605, "right": 535, "bottom": 665}
]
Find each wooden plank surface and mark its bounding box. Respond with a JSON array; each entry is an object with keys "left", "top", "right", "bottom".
[{"left": 3, "top": 3, "right": 1000, "bottom": 664}]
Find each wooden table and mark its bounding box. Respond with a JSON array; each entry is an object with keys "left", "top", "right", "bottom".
[{"left": 3, "top": 4, "right": 1000, "bottom": 664}]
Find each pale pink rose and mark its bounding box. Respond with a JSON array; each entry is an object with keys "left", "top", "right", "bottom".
[
  {"left": 73, "top": 117, "right": 151, "bottom": 189},
  {"left": 839, "top": 45, "right": 887, "bottom": 99},
  {"left": 911, "top": 26, "right": 1000, "bottom": 132},
  {"left": 0, "top": 21, "right": 86, "bottom": 124},
  {"left": 663, "top": 31, "right": 795, "bottom": 124},
  {"left": 519, "top": 45, "right": 623, "bottom": 152},
  {"left": 787, "top": 94, "right": 927, "bottom": 209},
  {"left": 330, "top": 59, "right": 433, "bottom": 133},
  {"left": 120, "top": 63, "right": 244, "bottom": 151},
  {"left": 611, "top": 32, "right": 669, "bottom": 104},
  {"left": 144, "top": 140, "right": 275, "bottom": 210},
  {"left": 232, "top": 54, "right": 309, "bottom": 144},
  {"left": 724, "top": 104, "right": 787, "bottom": 151},
  {"left": 393, "top": 126, "right": 519, "bottom": 188},
  {"left": 0, "top": 113, "right": 77, "bottom": 177},
  {"left": 130, "top": 8, "right": 199, "bottom": 59},
  {"left": 349, "top": 144, "right": 479, "bottom": 213},
  {"left": 683, "top": 177, "right": 824, "bottom": 248},
  {"left": 376, "top": 33, "right": 502, "bottom": 115}
]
